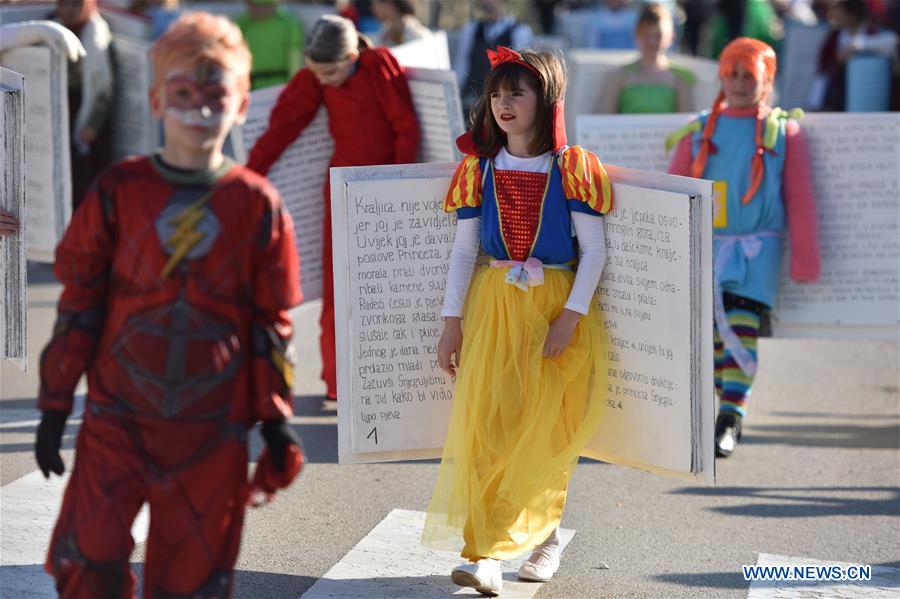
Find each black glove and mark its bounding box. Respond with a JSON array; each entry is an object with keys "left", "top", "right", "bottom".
[
  {"left": 260, "top": 419, "right": 301, "bottom": 472},
  {"left": 35, "top": 410, "right": 68, "bottom": 478}
]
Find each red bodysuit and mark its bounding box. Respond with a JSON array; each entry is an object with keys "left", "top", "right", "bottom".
[
  {"left": 39, "top": 155, "right": 302, "bottom": 598},
  {"left": 247, "top": 46, "right": 420, "bottom": 398}
]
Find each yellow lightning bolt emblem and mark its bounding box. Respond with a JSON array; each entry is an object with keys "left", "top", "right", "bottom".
[{"left": 160, "top": 192, "right": 213, "bottom": 280}]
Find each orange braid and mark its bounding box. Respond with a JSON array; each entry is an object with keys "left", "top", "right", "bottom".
[
  {"left": 690, "top": 90, "right": 725, "bottom": 179},
  {"left": 741, "top": 103, "right": 767, "bottom": 204}
]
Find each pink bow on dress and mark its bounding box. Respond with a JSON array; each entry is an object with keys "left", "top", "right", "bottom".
[{"left": 490, "top": 257, "right": 546, "bottom": 291}]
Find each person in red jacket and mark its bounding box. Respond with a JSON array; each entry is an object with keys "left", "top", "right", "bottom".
[
  {"left": 35, "top": 13, "right": 303, "bottom": 597},
  {"left": 247, "top": 14, "right": 420, "bottom": 400}
]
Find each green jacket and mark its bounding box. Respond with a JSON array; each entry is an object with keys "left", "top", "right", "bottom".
[{"left": 709, "top": 0, "right": 779, "bottom": 58}]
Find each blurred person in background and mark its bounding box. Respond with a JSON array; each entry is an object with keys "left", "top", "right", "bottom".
[
  {"left": 371, "top": 0, "right": 431, "bottom": 47},
  {"left": 709, "top": 0, "right": 780, "bottom": 58},
  {"left": 53, "top": 0, "right": 114, "bottom": 210},
  {"left": 588, "top": 0, "right": 639, "bottom": 49},
  {"left": 770, "top": 0, "right": 818, "bottom": 26},
  {"left": 351, "top": 0, "right": 382, "bottom": 33},
  {"left": 679, "top": 0, "right": 712, "bottom": 55},
  {"left": 337, "top": 0, "right": 361, "bottom": 27},
  {"left": 129, "top": 0, "right": 181, "bottom": 39},
  {"left": 247, "top": 15, "right": 420, "bottom": 401},
  {"left": 599, "top": 2, "right": 696, "bottom": 113},
  {"left": 236, "top": 0, "right": 305, "bottom": 90},
  {"left": 454, "top": 0, "right": 534, "bottom": 115},
  {"left": 535, "top": 0, "right": 563, "bottom": 34},
  {"left": 809, "top": 0, "right": 898, "bottom": 111}
]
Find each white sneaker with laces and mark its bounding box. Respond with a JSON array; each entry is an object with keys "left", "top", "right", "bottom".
[
  {"left": 517, "top": 537, "right": 561, "bottom": 582},
  {"left": 451, "top": 558, "right": 503, "bottom": 596}
]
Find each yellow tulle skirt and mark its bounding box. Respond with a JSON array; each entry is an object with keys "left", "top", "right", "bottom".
[{"left": 422, "top": 266, "right": 607, "bottom": 560}]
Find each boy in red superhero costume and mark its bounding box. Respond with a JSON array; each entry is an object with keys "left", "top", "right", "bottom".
[
  {"left": 247, "top": 15, "right": 419, "bottom": 400},
  {"left": 35, "top": 12, "right": 303, "bottom": 598}
]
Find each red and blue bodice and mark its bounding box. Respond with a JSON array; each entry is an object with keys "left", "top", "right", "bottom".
[{"left": 445, "top": 146, "right": 613, "bottom": 263}]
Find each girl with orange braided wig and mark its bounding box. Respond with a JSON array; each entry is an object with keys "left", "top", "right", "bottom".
[{"left": 668, "top": 37, "right": 821, "bottom": 459}]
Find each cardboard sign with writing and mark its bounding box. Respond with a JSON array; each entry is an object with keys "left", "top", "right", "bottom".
[{"left": 332, "top": 162, "right": 715, "bottom": 483}]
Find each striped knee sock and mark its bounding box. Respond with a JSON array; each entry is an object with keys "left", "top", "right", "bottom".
[{"left": 713, "top": 307, "right": 761, "bottom": 418}]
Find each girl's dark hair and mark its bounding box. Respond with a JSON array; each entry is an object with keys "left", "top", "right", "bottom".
[{"left": 469, "top": 49, "right": 567, "bottom": 157}]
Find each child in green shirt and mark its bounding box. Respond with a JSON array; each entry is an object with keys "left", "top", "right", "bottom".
[
  {"left": 236, "top": 0, "right": 304, "bottom": 89},
  {"left": 599, "top": 2, "right": 696, "bottom": 114}
]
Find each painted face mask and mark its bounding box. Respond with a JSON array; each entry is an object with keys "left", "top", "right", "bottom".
[{"left": 164, "top": 63, "right": 236, "bottom": 129}]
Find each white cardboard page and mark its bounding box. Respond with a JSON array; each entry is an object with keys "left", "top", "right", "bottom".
[
  {"left": 0, "top": 45, "right": 71, "bottom": 262},
  {"left": 332, "top": 163, "right": 715, "bottom": 485},
  {"left": 332, "top": 163, "right": 458, "bottom": 465},
  {"left": 390, "top": 31, "right": 451, "bottom": 70},
  {"left": 585, "top": 165, "right": 715, "bottom": 484},
  {"left": 0, "top": 67, "right": 27, "bottom": 368},
  {"left": 778, "top": 23, "right": 830, "bottom": 109},
  {"left": 772, "top": 113, "right": 900, "bottom": 336},
  {"left": 582, "top": 186, "right": 693, "bottom": 476},
  {"left": 576, "top": 112, "right": 900, "bottom": 340},
  {"left": 238, "top": 87, "right": 331, "bottom": 303},
  {"left": 404, "top": 67, "right": 465, "bottom": 163}
]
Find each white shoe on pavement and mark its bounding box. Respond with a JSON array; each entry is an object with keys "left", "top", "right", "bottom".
[
  {"left": 451, "top": 558, "right": 503, "bottom": 596},
  {"left": 517, "top": 536, "right": 561, "bottom": 582}
]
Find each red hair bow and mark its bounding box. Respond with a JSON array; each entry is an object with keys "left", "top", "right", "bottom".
[{"left": 486, "top": 46, "right": 541, "bottom": 79}]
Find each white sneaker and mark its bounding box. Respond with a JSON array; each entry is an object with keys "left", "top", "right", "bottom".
[
  {"left": 517, "top": 540, "right": 561, "bottom": 582},
  {"left": 451, "top": 558, "right": 503, "bottom": 596}
]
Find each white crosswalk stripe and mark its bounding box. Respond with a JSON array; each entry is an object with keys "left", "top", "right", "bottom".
[
  {"left": 299, "top": 509, "right": 575, "bottom": 599},
  {"left": 0, "top": 470, "right": 150, "bottom": 598}
]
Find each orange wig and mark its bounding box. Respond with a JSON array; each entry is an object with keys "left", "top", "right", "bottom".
[
  {"left": 691, "top": 38, "right": 778, "bottom": 204},
  {"left": 149, "top": 12, "right": 252, "bottom": 94}
]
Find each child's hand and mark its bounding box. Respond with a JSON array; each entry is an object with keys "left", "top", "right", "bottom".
[
  {"left": 249, "top": 419, "right": 304, "bottom": 507},
  {"left": 35, "top": 410, "right": 68, "bottom": 478},
  {"left": 544, "top": 309, "right": 582, "bottom": 358},
  {"left": 437, "top": 317, "right": 463, "bottom": 376},
  {"left": 0, "top": 210, "right": 19, "bottom": 237}
]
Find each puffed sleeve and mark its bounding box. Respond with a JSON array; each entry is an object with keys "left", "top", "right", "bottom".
[
  {"left": 557, "top": 145, "right": 613, "bottom": 215},
  {"left": 442, "top": 155, "right": 483, "bottom": 218}
]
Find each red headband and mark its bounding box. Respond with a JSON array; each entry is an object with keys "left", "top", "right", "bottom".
[
  {"left": 487, "top": 46, "right": 541, "bottom": 80},
  {"left": 455, "top": 45, "right": 568, "bottom": 157}
]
